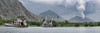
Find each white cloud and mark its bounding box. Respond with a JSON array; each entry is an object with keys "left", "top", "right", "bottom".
[
  {"left": 20, "top": 0, "right": 100, "bottom": 5},
  {"left": 24, "top": 0, "right": 77, "bottom": 6},
  {"left": 65, "top": 0, "right": 77, "bottom": 6},
  {"left": 27, "top": 0, "right": 62, "bottom": 5},
  {"left": 20, "top": 0, "right": 100, "bottom": 7}
]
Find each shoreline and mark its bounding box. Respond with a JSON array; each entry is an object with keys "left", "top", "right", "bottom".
[{"left": 0, "top": 26, "right": 100, "bottom": 28}]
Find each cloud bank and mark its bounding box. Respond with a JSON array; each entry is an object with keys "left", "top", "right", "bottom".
[
  {"left": 19, "top": 0, "right": 100, "bottom": 21},
  {"left": 20, "top": 0, "right": 100, "bottom": 15}
]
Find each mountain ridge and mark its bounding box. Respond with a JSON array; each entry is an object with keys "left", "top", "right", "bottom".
[
  {"left": 0, "top": 0, "right": 42, "bottom": 21},
  {"left": 39, "top": 10, "right": 64, "bottom": 20}
]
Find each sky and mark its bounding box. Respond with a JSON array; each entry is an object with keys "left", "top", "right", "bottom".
[{"left": 19, "top": 0, "right": 100, "bottom": 21}]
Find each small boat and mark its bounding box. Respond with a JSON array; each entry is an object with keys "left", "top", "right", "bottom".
[
  {"left": 5, "top": 17, "right": 28, "bottom": 27},
  {"left": 42, "top": 16, "right": 53, "bottom": 27}
]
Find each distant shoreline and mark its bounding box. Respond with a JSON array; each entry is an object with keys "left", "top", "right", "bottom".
[{"left": 0, "top": 26, "right": 100, "bottom": 27}]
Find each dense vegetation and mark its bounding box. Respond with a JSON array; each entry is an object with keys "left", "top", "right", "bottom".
[
  {"left": 0, "top": 19, "right": 100, "bottom": 27},
  {"left": 52, "top": 20, "right": 100, "bottom": 27},
  {"left": 0, "top": 16, "right": 100, "bottom": 27},
  {"left": 26, "top": 20, "right": 100, "bottom": 27},
  {"left": 0, "top": 19, "right": 15, "bottom": 26}
]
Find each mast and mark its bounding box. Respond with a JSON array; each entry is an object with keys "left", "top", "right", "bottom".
[
  {"left": 45, "top": 16, "right": 47, "bottom": 22},
  {"left": 42, "top": 16, "right": 48, "bottom": 26},
  {"left": 51, "top": 18, "right": 53, "bottom": 23}
]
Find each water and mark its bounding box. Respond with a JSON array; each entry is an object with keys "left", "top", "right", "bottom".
[{"left": 0, "top": 26, "right": 100, "bottom": 33}]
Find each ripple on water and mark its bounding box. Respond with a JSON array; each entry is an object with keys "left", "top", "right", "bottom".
[{"left": 0, "top": 27, "right": 100, "bottom": 33}]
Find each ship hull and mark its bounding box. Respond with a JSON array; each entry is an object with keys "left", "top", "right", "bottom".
[{"left": 5, "top": 23, "right": 28, "bottom": 27}]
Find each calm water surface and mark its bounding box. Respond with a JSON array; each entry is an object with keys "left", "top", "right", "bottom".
[{"left": 0, "top": 26, "right": 100, "bottom": 33}]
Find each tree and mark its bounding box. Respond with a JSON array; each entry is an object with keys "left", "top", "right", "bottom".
[
  {"left": 0, "top": 16, "right": 2, "bottom": 20},
  {"left": 65, "top": 20, "right": 69, "bottom": 24},
  {"left": 52, "top": 20, "right": 57, "bottom": 27},
  {"left": 98, "top": 22, "right": 100, "bottom": 26},
  {"left": 84, "top": 22, "right": 88, "bottom": 27},
  {"left": 4, "top": 19, "right": 15, "bottom": 23},
  {"left": 0, "top": 20, "right": 4, "bottom": 25},
  {"left": 75, "top": 23, "right": 80, "bottom": 27},
  {"left": 17, "top": 16, "right": 25, "bottom": 18}
]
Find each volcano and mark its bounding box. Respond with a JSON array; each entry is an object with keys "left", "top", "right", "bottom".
[{"left": 69, "top": 16, "right": 94, "bottom": 22}]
